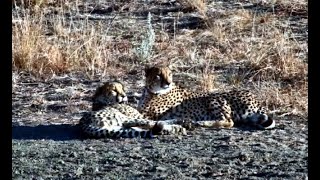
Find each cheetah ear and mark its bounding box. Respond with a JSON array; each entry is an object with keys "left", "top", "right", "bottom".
[
  {"left": 114, "top": 79, "right": 126, "bottom": 91},
  {"left": 93, "top": 85, "right": 103, "bottom": 100},
  {"left": 144, "top": 64, "right": 152, "bottom": 73}
]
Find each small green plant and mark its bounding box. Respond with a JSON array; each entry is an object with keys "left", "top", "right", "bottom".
[{"left": 134, "top": 12, "right": 155, "bottom": 63}]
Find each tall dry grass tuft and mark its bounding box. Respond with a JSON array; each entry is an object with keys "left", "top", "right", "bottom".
[
  {"left": 199, "top": 73, "right": 215, "bottom": 92},
  {"left": 13, "top": 0, "right": 47, "bottom": 7},
  {"left": 244, "top": 29, "right": 307, "bottom": 87},
  {"left": 12, "top": 11, "right": 68, "bottom": 76},
  {"left": 12, "top": 5, "right": 127, "bottom": 78}
]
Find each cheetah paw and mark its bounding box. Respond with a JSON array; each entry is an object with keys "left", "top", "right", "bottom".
[
  {"left": 151, "top": 122, "right": 187, "bottom": 135},
  {"left": 161, "top": 124, "right": 187, "bottom": 135},
  {"left": 174, "top": 119, "right": 199, "bottom": 131}
]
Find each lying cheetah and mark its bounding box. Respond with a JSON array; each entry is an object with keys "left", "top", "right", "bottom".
[
  {"left": 137, "top": 65, "right": 275, "bottom": 130},
  {"left": 78, "top": 81, "right": 187, "bottom": 138}
]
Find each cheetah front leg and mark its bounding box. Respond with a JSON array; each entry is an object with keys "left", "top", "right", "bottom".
[
  {"left": 122, "top": 119, "right": 157, "bottom": 129},
  {"left": 152, "top": 121, "right": 187, "bottom": 135},
  {"left": 122, "top": 118, "right": 189, "bottom": 128},
  {"left": 122, "top": 119, "right": 189, "bottom": 135}
]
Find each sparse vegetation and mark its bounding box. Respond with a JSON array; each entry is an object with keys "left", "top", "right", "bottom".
[
  {"left": 176, "top": 0, "right": 207, "bottom": 17},
  {"left": 134, "top": 12, "right": 156, "bottom": 63},
  {"left": 12, "top": 0, "right": 307, "bottom": 114}
]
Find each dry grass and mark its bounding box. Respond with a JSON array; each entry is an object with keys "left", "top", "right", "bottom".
[
  {"left": 176, "top": 0, "right": 207, "bottom": 17},
  {"left": 12, "top": 3, "right": 133, "bottom": 78},
  {"left": 12, "top": 0, "right": 307, "bottom": 115},
  {"left": 13, "top": 0, "right": 48, "bottom": 7},
  {"left": 13, "top": 15, "right": 67, "bottom": 75}
]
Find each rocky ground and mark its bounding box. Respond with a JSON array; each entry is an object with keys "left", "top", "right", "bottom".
[
  {"left": 12, "top": 122, "right": 307, "bottom": 179},
  {"left": 12, "top": 72, "right": 308, "bottom": 179}
]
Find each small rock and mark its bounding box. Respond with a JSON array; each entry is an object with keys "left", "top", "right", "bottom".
[
  {"left": 238, "top": 152, "right": 249, "bottom": 162},
  {"left": 156, "top": 166, "right": 167, "bottom": 171}
]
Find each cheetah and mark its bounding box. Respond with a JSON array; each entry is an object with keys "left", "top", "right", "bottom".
[
  {"left": 78, "top": 81, "right": 187, "bottom": 138},
  {"left": 137, "top": 65, "right": 276, "bottom": 130}
]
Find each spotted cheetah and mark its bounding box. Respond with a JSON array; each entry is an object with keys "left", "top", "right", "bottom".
[
  {"left": 78, "top": 81, "right": 187, "bottom": 138},
  {"left": 137, "top": 65, "right": 275, "bottom": 130}
]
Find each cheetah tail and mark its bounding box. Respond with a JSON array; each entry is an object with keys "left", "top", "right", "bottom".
[
  {"left": 257, "top": 115, "right": 276, "bottom": 129},
  {"left": 81, "top": 125, "right": 156, "bottom": 138}
]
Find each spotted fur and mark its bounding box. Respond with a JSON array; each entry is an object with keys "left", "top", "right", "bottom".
[
  {"left": 79, "top": 81, "right": 187, "bottom": 138},
  {"left": 137, "top": 65, "right": 275, "bottom": 130}
]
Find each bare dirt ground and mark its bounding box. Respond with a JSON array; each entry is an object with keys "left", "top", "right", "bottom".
[
  {"left": 12, "top": 71, "right": 307, "bottom": 179},
  {"left": 12, "top": 0, "right": 307, "bottom": 179}
]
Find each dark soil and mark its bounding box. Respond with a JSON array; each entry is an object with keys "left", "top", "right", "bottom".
[
  {"left": 13, "top": 121, "right": 307, "bottom": 179},
  {"left": 12, "top": 72, "right": 307, "bottom": 179}
]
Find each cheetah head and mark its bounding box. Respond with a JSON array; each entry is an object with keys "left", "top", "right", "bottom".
[
  {"left": 145, "top": 65, "right": 173, "bottom": 95},
  {"left": 92, "top": 81, "right": 128, "bottom": 111}
]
